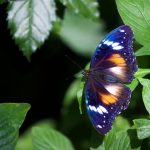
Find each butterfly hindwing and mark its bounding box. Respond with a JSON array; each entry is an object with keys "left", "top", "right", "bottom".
[
  {"left": 85, "top": 80, "right": 131, "bottom": 134},
  {"left": 85, "top": 25, "right": 138, "bottom": 134}
]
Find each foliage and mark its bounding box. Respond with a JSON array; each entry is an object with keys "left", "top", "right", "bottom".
[
  {"left": 7, "top": 0, "right": 56, "bottom": 60},
  {"left": 59, "top": 9, "right": 104, "bottom": 57},
  {"left": 134, "top": 119, "right": 150, "bottom": 140},
  {"left": 32, "top": 126, "right": 74, "bottom": 150},
  {"left": 60, "top": 0, "right": 99, "bottom": 20},
  {"left": 0, "top": 0, "right": 150, "bottom": 150},
  {"left": 15, "top": 120, "right": 74, "bottom": 150},
  {"left": 0, "top": 103, "right": 30, "bottom": 150}
]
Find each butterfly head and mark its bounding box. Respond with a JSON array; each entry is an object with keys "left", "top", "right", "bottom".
[{"left": 82, "top": 70, "right": 90, "bottom": 78}]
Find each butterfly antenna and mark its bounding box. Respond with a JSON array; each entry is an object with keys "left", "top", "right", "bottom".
[{"left": 65, "top": 55, "right": 83, "bottom": 70}]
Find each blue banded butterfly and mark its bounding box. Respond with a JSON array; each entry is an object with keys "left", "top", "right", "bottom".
[{"left": 82, "top": 25, "right": 138, "bottom": 134}]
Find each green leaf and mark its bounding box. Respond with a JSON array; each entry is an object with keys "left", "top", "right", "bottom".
[
  {"left": 60, "top": 0, "right": 99, "bottom": 20},
  {"left": 8, "top": 0, "right": 56, "bottom": 60},
  {"left": 15, "top": 130, "right": 32, "bottom": 150},
  {"left": 0, "top": 0, "right": 5, "bottom": 4},
  {"left": 116, "top": 0, "right": 150, "bottom": 45},
  {"left": 92, "top": 125, "right": 141, "bottom": 150},
  {"left": 0, "top": 103, "right": 30, "bottom": 150},
  {"left": 104, "top": 131, "right": 116, "bottom": 150},
  {"left": 77, "top": 79, "right": 84, "bottom": 114},
  {"left": 32, "top": 126, "right": 74, "bottom": 150},
  {"left": 113, "top": 116, "right": 130, "bottom": 132},
  {"left": 63, "top": 79, "right": 81, "bottom": 109},
  {"left": 76, "top": 62, "right": 90, "bottom": 114},
  {"left": 136, "top": 45, "right": 150, "bottom": 56},
  {"left": 134, "top": 119, "right": 150, "bottom": 139},
  {"left": 127, "top": 68, "right": 150, "bottom": 91},
  {"left": 104, "top": 129, "right": 141, "bottom": 150},
  {"left": 126, "top": 78, "right": 139, "bottom": 91},
  {"left": 138, "top": 78, "right": 150, "bottom": 114},
  {"left": 135, "top": 68, "right": 150, "bottom": 78},
  {"left": 90, "top": 144, "right": 105, "bottom": 150},
  {"left": 16, "top": 119, "right": 56, "bottom": 150},
  {"left": 60, "top": 10, "right": 105, "bottom": 57}
]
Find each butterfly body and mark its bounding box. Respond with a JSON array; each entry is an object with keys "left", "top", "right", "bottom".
[{"left": 84, "top": 25, "right": 138, "bottom": 134}]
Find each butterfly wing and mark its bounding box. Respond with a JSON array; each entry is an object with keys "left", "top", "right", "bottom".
[
  {"left": 85, "top": 80, "right": 131, "bottom": 134},
  {"left": 85, "top": 25, "right": 138, "bottom": 134},
  {"left": 91, "top": 25, "right": 137, "bottom": 83}
]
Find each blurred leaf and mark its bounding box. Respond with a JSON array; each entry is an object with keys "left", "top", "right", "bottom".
[
  {"left": 63, "top": 79, "right": 81, "bottom": 109},
  {"left": 33, "top": 119, "right": 56, "bottom": 129},
  {"left": 16, "top": 119, "right": 56, "bottom": 150},
  {"left": 85, "top": 62, "right": 90, "bottom": 70},
  {"left": 126, "top": 68, "right": 150, "bottom": 91},
  {"left": 15, "top": 130, "right": 32, "bottom": 150},
  {"left": 104, "top": 131, "right": 116, "bottom": 150},
  {"left": 60, "top": 0, "right": 99, "bottom": 20},
  {"left": 90, "top": 144, "right": 105, "bottom": 150},
  {"left": 134, "top": 119, "right": 150, "bottom": 139},
  {"left": 127, "top": 68, "right": 150, "bottom": 91},
  {"left": 136, "top": 45, "right": 150, "bottom": 56},
  {"left": 0, "top": 103, "right": 30, "bottom": 150},
  {"left": 114, "top": 130, "right": 141, "bottom": 150},
  {"left": 135, "top": 68, "right": 150, "bottom": 78},
  {"left": 113, "top": 116, "right": 130, "bottom": 132},
  {"left": 92, "top": 124, "right": 141, "bottom": 150},
  {"left": 32, "top": 126, "right": 74, "bottom": 150},
  {"left": 90, "top": 117, "right": 130, "bottom": 150},
  {"left": 116, "top": 0, "right": 150, "bottom": 45},
  {"left": 7, "top": 0, "right": 56, "bottom": 60},
  {"left": 0, "top": 0, "right": 5, "bottom": 4},
  {"left": 52, "top": 17, "right": 62, "bottom": 34},
  {"left": 126, "top": 78, "right": 139, "bottom": 91},
  {"left": 104, "top": 129, "right": 141, "bottom": 150},
  {"left": 60, "top": 9, "right": 105, "bottom": 57},
  {"left": 139, "top": 78, "right": 150, "bottom": 114},
  {"left": 77, "top": 79, "right": 84, "bottom": 114},
  {"left": 76, "top": 62, "right": 90, "bottom": 114}
]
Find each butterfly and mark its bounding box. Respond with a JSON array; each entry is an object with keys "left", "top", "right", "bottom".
[{"left": 82, "top": 25, "right": 138, "bottom": 134}]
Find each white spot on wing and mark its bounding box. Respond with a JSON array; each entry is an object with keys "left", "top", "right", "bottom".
[
  {"left": 103, "top": 40, "right": 113, "bottom": 46},
  {"left": 97, "top": 106, "right": 108, "bottom": 114},
  {"left": 97, "top": 106, "right": 103, "bottom": 114},
  {"left": 97, "top": 125, "right": 102, "bottom": 129},
  {"left": 105, "top": 85, "right": 122, "bottom": 96},
  {"left": 112, "top": 42, "right": 119, "bottom": 47},
  {"left": 85, "top": 99, "right": 88, "bottom": 105},
  {"left": 110, "top": 42, "right": 124, "bottom": 50},
  {"left": 104, "top": 40, "right": 108, "bottom": 44},
  {"left": 120, "top": 29, "right": 125, "bottom": 32},
  {"left": 89, "top": 105, "right": 97, "bottom": 112},
  {"left": 113, "top": 45, "right": 124, "bottom": 50},
  {"left": 109, "top": 67, "right": 125, "bottom": 75},
  {"left": 89, "top": 105, "right": 108, "bottom": 115},
  {"left": 107, "top": 41, "right": 113, "bottom": 46},
  {"left": 98, "top": 44, "right": 102, "bottom": 47}
]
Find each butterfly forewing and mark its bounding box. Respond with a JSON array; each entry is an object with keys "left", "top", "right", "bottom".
[{"left": 85, "top": 25, "right": 138, "bottom": 134}]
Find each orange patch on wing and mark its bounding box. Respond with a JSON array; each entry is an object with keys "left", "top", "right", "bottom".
[
  {"left": 99, "top": 92, "right": 118, "bottom": 105},
  {"left": 107, "top": 54, "right": 126, "bottom": 67}
]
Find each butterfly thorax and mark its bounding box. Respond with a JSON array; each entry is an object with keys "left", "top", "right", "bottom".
[{"left": 82, "top": 69, "right": 118, "bottom": 83}]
